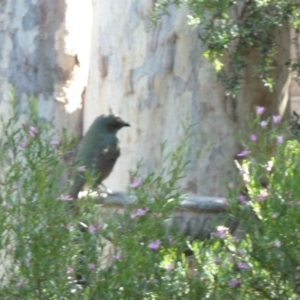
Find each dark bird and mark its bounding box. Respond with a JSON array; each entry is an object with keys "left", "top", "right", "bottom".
[{"left": 69, "top": 114, "right": 130, "bottom": 200}]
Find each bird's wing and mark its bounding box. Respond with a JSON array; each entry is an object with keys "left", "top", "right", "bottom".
[
  {"left": 69, "top": 133, "right": 120, "bottom": 197},
  {"left": 69, "top": 134, "right": 104, "bottom": 199},
  {"left": 92, "top": 144, "right": 120, "bottom": 185}
]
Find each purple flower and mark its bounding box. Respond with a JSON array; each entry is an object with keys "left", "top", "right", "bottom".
[
  {"left": 238, "top": 195, "right": 246, "bottom": 203},
  {"left": 256, "top": 106, "right": 265, "bottom": 115},
  {"left": 148, "top": 239, "right": 161, "bottom": 250},
  {"left": 256, "top": 190, "right": 269, "bottom": 202},
  {"left": 250, "top": 134, "right": 257, "bottom": 142},
  {"left": 130, "top": 208, "right": 149, "bottom": 219},
  {"left": 58, "top": 194, "right": 73, "bottom": 201},
  {"left": 236, "top": 150, "right": 250, "bottom": 157},
  {"left": 212, "top": 226, "right": 229, "bottom": 239},
  {"left": 113, "top": 252, "right": 122, "bottom": 260},
  {"left": 272, "top": 115, "right": 281, "bottom": 124},
  {"left": 29, "top": 126, "right": 38, "bottom": 138},
  {"left": 260, "top": 120, "right": 268, "bottom": 128},
  {"left": 237, "top": 262, "right": 248, "bottom": 270},
  {"left": 276, "top": 136, "right": 284, "bottom": 144},
  {"left": 129, "top": 177, "right": 142, "bottom": 188},
  {"left": 273, "top": 240, "right": 281, "bottom": 248},
  {"left": 88, "top": 225, "right": 101, "bottom": 233},
  {"left": 15, "top": 280, "right": 24, "bottom": 288},
  {"left": 77, "top": 165, "right": 86, "bottom": 172},
  {"left": 229, "top": 279, "right": 241, "bottom": 288},
  {"left": 88, "top": 263, "right": 96, "bottom": 271},
  {"left": 214, "top": 257, "right": 221, "bottom": 265},
  {"left": 50, "top": 140, "right": 60, "bottom": 147},
  {"left": 19, "top": 141, "right": 28, "bottom": 148},
  {"left": 67, "top": 267, "right": 74, "bottom": 274}
]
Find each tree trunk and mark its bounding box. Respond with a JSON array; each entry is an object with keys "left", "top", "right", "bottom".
[
  {"left": 84, "top": 1, "right": 291, "bottom": 196},
  {"left": 0, "top": 1, "right": 291, "bottom": 196},
  {"left": 0, "top": 0, "right": 92, "bottom": 133}
]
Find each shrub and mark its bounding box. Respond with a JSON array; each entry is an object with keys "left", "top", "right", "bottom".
[{"left": 0, "top": 100, "right": 299, "bottom": 299}]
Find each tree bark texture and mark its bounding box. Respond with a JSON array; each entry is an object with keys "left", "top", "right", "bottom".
[
  {"left": 84, "top": 1, "right": 291, "bottom": 195},
  {"left": 0, "top": 0, "right": 92, "bottom": 133},
  {"left": 0, "top": 1, "right": 291, "bottom": 196}
]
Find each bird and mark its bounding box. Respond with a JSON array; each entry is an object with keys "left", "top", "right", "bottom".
[{"left": 69, "top": 114, "right": 130, "bottom": 201}]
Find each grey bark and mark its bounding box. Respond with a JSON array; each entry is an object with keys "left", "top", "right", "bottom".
[
  {"left": 0, "top": 0, "right": 291, "bottom": 196},
  {"left": 84, "top": 1, "right": 291, "bottom": 196}
]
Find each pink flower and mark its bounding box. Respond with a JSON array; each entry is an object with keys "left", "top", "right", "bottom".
[
  {"left": 250, "top": 134, "right": 257, "bottom": 142},
  {"left": 19, "top": 141, "right": 27, "bottom": 148},
  {"left": 237, "top": 262, "right": 248, "bottom": 270},
  {"left": 50, "top": 140, "right": 60, "bottom": 147},
  {"left": 130, "top": 208, "right": 149, "bottom": 219},
  {"left": 214, "top": 257, "right": 221, "bottom": 264},
  {"left": 276, "top": 136, "right": 284, "bottom": 144},
  {"left": 229, "top": 279, "right": 241, "bottom": 288},
  {"left": 148, "top": 240, "right": 161, "bottom": 250},
  {"left": 260, "top": 120, "right": 268, "bottom": 127},
  {"left": 15, "top": 280, "right": 24, "bottom": 288},
  {"left": 272, "top": 115, "right": 281, "bottom": 124},
  {"left": 88, "top": 225, "right": 101, "bottom": 233},
  {"left": 212, "top": 226, "right": 229, "bottom": 239},
  {"left": 67, "top": 267, "right": 74, "bottom": 274},
  {"left": 256, "top": 106, "right": 265, "bottom": 115},
  {"left": 113, "top": 252, "right": 122, "bottom": 260},
  {"left": 238, "top": 195, "right": 246, "bottom": 203},
  {"left": 256, "top": 190, "right": 269, "bottom": 202},
  {"left": 236, "top": 150, "right": 250, "bottom": 157},
  {"left": 129, "top": 177, "right": 142, "bottom": 188},
  {"left": 88, "top": 263, "right": 96, "bottom": 271},
  {"left": 29, "top": 126, "right": 38, "bottom": 138},
  {"left": 77, "top": 165, "right": 86, "bottom": 172},
  {"left": 58, "top": 194, "right": 73, "bottom": 201}
]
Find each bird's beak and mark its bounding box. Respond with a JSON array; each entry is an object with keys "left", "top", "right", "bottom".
[{"left": 122, "top": 122, "right": 130, "bottom": 127}]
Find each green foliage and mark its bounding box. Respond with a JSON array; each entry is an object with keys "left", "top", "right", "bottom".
[
  {"left": 2, "top": 98, "right": 300, "bottom": 298},
  {"left": 0, "top": 98, "right": 202, "bottom": 299},
  {"left": 152, "top": 0, "right": 300, "bottom": 96},
  {"left": 220, "top": 109, "right": 300, "bottom": 298},
  {"left": 0, "top": 99, "right": 81, "bottom": 298}
]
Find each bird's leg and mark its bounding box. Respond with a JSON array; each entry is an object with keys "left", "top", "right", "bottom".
[{"left": 95, "top": 183, "right": 112, "bottom": 195}]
